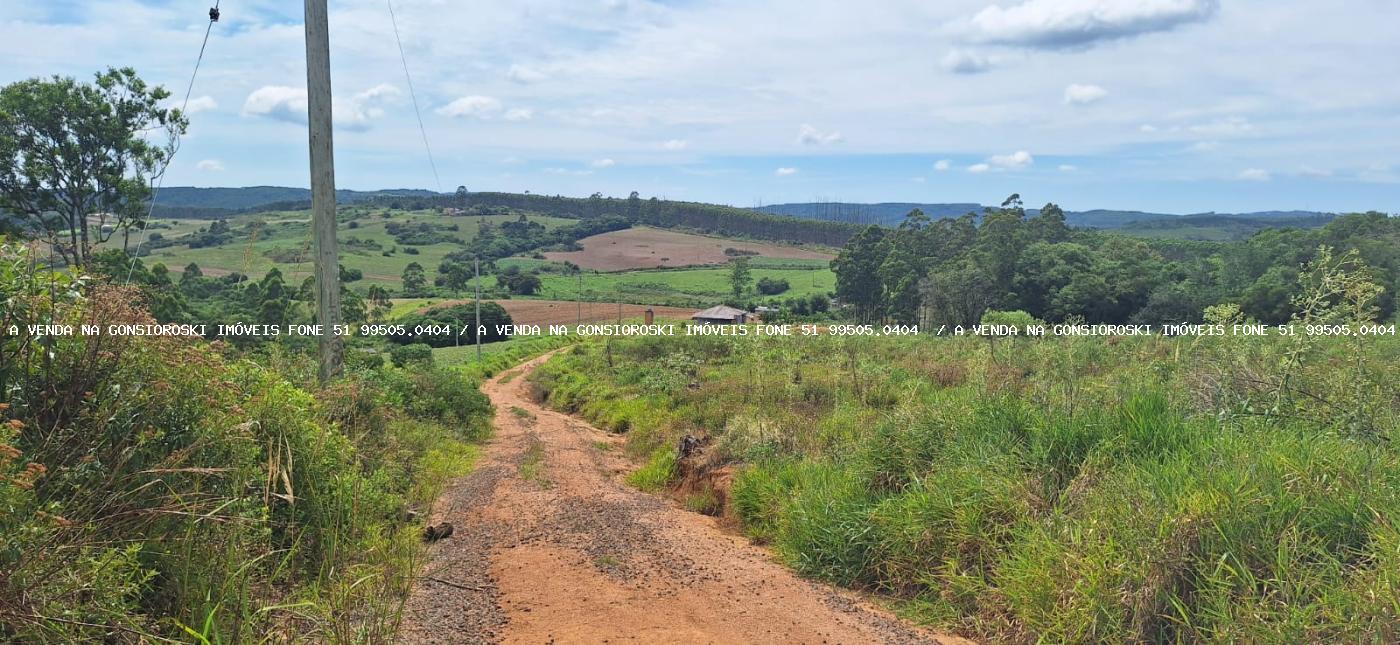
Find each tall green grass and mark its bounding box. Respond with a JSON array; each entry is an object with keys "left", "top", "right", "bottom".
[{"left": 526, "top": 323, "right": 1400, "bottom": 641}]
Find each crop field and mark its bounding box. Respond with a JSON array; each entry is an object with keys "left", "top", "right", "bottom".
[{"left": 541, "top": 226, "right": 835, "bottom": 271}]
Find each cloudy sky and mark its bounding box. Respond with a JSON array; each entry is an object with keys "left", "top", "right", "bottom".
[{"left": 3, "top": 0, "right": 1398, "bottom": 213}]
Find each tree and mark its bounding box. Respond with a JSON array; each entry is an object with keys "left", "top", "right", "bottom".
[
  {"left": 729, "top": 256, "right": 752, "bottom": 298},
  {"left": 756, "top": 276, "right": 790, "bottom": 295},
  {"left": 0, "top": 68, "right": 187, "bottom": 266},
  {"left": 831, "top": 225, "right": 886, "bottom": 322},
  {"left": 366, "top": 284, "right": 392, "bottom": 322},
  {"left": 437, "top": 260, "right": 473, "bottom": 294},
  {"left": 255, "top": 268, "right": 292, "bottom": 328},
  {"left": 402, "top": 261, "right": 427, "bottom": 296}
]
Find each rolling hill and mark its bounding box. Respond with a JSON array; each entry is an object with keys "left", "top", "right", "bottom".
[{"left": 752, "top": 201, "right": 1337, "bottom": 233}]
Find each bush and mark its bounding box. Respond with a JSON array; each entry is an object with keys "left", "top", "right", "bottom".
[
  {"left": 390, "top": 342, "right": 434, "bottom": 367},
  {"left": 757, "top": 276, "right": 790, "bottom": 295}
]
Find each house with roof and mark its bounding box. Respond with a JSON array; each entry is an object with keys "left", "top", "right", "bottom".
[{"left": 691, "top": 305, "right": 749, "bottom": 325}]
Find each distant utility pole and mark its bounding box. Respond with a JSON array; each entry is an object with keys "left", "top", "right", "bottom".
[
  {"left": 305, "top": 0, "right": 342, "bottom": 383},
  {"left": 475, "top": 257, "right": 481, "bottom": 363},
  {"left": 576, "top": 272, "right": 582, "bottom": 324}
]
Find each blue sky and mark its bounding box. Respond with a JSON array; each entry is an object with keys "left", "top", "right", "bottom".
[{"left": 2, "top": 0, "right": 1398, "bottom": 213}]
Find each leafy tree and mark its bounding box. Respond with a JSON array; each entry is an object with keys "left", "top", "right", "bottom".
[
  {"left": 255, "top": 268, "right": 292, "bottom": 328},
  {"left": 437, "top": 260, "right": 473, "bottom": 294},
  {"left": 756, "top": 276, "right": 790, "bottom": 295},
  {"left": 920, "top": 259, "right": 995, "bottom": 327},
  {"left": 729, "top": 256, "right": 752, "bottom": 298},
  {"left": 402, "top": 261, "right": 427, "bottom": 296},
  {"left": 495, "top": 265, "right": 542, "bottom": 295},
  {"left": 831, "top": 225, "right": 887, "bottom": 322},
  {"left": 0, "top": 68, "right": 187, "bottom": 266},
  {"left": 338, "top": 264, "right": 363, "bottom": 283},
  {"left": 340, "top": 285, "right": 366, "bottom": 324},
  {"left": 366, "top": 284, "right": 392, "bottom": 322}
]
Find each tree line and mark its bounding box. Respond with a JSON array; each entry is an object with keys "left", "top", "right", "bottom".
[
  {"left": 832, "top": 194, "right": 1399, "bottom": 326},
  {"left": 369, "top": 191, "right": 861, "bottom": 247}
]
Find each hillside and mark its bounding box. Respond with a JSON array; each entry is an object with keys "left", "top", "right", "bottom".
[
  {"left": 753, "top": 201, "right": 1337, "bottom": 233},
  {"left": 155, "top": 186, "right": 439, "bottom": 211}
]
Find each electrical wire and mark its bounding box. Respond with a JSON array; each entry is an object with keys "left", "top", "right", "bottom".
[
  {"left": 125, "top": 2, "right": 221, "bottom": 284},
  {"left": 386, "top": 0, "right": 443, "bottom": 193}
]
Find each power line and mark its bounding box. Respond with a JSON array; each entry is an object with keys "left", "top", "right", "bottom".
[
  {"left": 126, "top": 2, "right": 222, "bottom": 284},
  {"left": 386, "top": 0, "right": 442, "bottom": 193}
]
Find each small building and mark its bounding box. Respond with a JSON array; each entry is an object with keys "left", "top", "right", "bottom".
[{"left": 691, "top": 305, "right": 749, "bottom": 325}]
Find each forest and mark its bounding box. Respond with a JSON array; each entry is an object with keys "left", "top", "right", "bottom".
[{"left": 832, "top": 195, "right": 1399, "bottom": 327}]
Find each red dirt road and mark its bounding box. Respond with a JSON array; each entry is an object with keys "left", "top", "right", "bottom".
[{"left": 398, "top": 352, "right": 963, "bottom": 644}]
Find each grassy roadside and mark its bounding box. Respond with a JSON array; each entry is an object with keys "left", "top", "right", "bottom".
[
  {"left": 0, "top": 241, "right": 571, "bottom": 641},
  {"left": 526, "top": 326, "right": 1400, "bottom": 642}
]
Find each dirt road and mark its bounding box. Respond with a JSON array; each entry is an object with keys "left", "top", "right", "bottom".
[{"left": 398, "top": 352, "right": 959, "bottom": 644}]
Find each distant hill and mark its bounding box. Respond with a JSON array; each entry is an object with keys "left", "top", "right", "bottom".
[
  {"left": 154, "top": 186, "right": 439, "bottom": 212},
  {"left": 752, "top": 202, "right": 1336, "bottom": 233},
  {"left": 1116, "top": 213, "right": 1337, "bottom": 241}
]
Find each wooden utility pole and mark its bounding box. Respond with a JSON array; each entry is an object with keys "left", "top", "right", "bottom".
[
  {"left": 305, "top": 0, "right": 342, "bottom": 383},
  {"left": 474, "top": 257, "right": 481, "bottom": 363}
]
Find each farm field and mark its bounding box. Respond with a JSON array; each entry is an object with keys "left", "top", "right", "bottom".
[
  {"left": 138, "top": 210, "right": 574, "bottom": 287},
  {"left": 532, "top": 265, "right": 834, "bottom": 308},
  {"left": 542, "top": 226, "right": 835, "bottom": 271},
  {"left": 396, "top": 298, "right": 697, "bottom": 326}
]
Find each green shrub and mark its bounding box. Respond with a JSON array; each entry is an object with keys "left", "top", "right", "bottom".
[{"left": 390, "top": 342, "right": 434, "bottom": 367}]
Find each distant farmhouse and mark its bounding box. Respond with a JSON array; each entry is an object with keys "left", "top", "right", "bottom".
[{"left": 691, "top": 305, "right": 749, "bottom": 325}]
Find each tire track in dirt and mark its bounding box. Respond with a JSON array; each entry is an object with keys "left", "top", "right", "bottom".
[{"left": 399, "top": 352, "right": 965, "bottom": 644}]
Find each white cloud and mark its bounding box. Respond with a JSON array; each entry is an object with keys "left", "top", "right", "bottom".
[
  {"left": 437, "top": 95, "right": 503, "bottom": 119},
  {"left": 182, "top": 96, "right": 218, "bottom": 114},
  {"left": 1238, "top": 168, "right": 1271, "bottom": 182},
  {"left": 968, "top": 163, "right": 991, "bottom": 173},
  {"left": 1189, "top": 140, "right": 1221, "bottom": 152},
  {"left": 242, "top": 86, "right": 308, "bottom": 124},
  {"left": 590, "top": 158, "right": 616, "bottom": 168},
  {"left": 242, "top": 84, "right": 397, "bottom": 130},
  {"left": 775, "top": 167, "right": 799, "bottom": 176},
  {"left": 911, "top": 176, "right": 927, "bottom": 183},
  {"left": 196, "top": 159, "right": 224, "bottom": 172},
  {"left": 1298, "top": 166, "right": 1333, "bottom": 178},
  {"left": 507, "top": 64, "right": 547, "bottom": 84},
  {"left": 1059, "top": 164, "right": 1078, "bottom": 172},
  {"left": 1064, "top": 83, "right": 1108, "bottom": 105},
  {"left": 934, "top": 159, "right": 952, "bottom": 171},
  {"left": 1139, "top": 124, "right": 1159, "bottom": 133},
  {"left": 796, "top": 124, "right": 842, "bottom": 146},
  {"left": 967, "top": 0, "right": 1220, "bottom": 49},
  {"left": 662, "top": 139, "right": 689, "bottom": 150},
  {"left": 940, "top": 49, "right": 992, "bottom": 74},
  {"left": 503, "top": 107, "right": 535, "bottom": 122},
  {"left": 1189, "top": 116, "right": 1254, "bottom": 137},
  {"left": 990, "top": 150, "right": 1035, "bottom": 169},
  {"left": 545, "top": 167, "right": 593, "bottom": 176}
]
